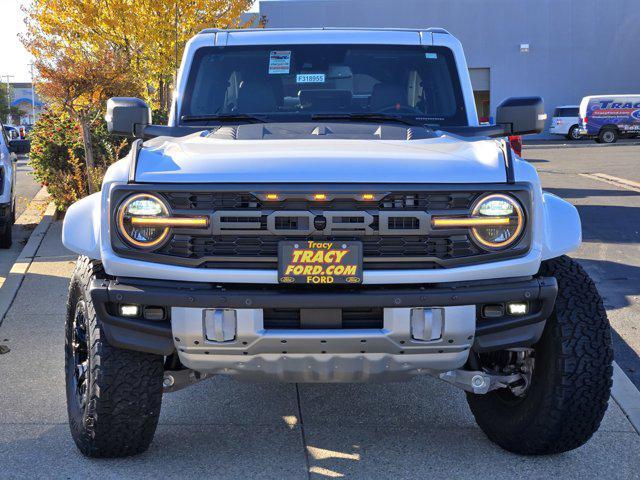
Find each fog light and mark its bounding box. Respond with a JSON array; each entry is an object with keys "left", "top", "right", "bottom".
[
  {"left": 119, "top": 304, "right": 140, "bottom": 317},
  {"left": 507, "top": 302, "right": 528, "bottom": 316},
  {"left": 482, "top": 304, "right": 504, "bottom": 318},
  {"left": 143, "top": 306, "right": 165, "bottom": 321}
]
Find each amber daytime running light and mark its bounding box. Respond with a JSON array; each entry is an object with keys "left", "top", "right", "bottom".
[
  {"left": 432, "top": 193, "right": 525, "bottom": 250},
  {"left": 117, "top": 193, "right": 208, "bottom": 248}
]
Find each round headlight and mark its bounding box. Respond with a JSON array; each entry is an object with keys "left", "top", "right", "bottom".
[
  {"left": 117, "top": 193, "right": 170, "bottom": 248},
  {"left": 470, "top": 193, "right": 525, "bottom": 250}
]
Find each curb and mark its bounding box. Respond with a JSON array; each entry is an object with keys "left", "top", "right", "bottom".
[
  {"left": 612, "top": 361, "right": 640, "bottom": 435},
  {"left": 0, "top": 201, "right": 57, "bottom": 328}
]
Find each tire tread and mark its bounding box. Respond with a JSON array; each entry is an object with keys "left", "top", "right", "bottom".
[{"left": 66, "top": 256, "right": 164, "bottom": 458}]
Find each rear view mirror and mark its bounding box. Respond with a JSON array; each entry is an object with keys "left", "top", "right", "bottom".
[
  {"left": 8, "top": 139, "right": 30, "bottom": 155},
  {"left": 496, "top": 97, "right": 546, "bottom": 135},
  {"left": 105, "top": 97, "right": 152, "bottom": 137}
]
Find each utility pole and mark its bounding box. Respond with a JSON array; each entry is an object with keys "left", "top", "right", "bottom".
[
  {"left": 30, "top": 63, "right": 36, "bottom": 124},
  {"left": 1, "top": 74, "right": 15, "bottom": 123},
  {"left": 174, "top": 0, "right": 179, "bottom": 84}
]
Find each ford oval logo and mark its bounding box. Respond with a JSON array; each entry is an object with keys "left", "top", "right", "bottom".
[{"left": 632, "top": 109, "right": 640, "bottom": 120}]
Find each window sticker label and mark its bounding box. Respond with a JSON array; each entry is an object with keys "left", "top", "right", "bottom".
[
  {"left": 296, "top": 73, "right": 326, "bottom": 84},
  {"left": 269, "top": 51, "right": 291, "bottom": 74},
  {"left": 425, "top": 52, "right": 438, "bottom": 60}
]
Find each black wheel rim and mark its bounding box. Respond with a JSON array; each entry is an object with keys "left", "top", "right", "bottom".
[{"left": 70, "top": 301, "right": 89, "bottom": 409}]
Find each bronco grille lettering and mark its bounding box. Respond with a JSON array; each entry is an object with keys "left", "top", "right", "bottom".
[{"left": 211, "top": 210, "right": 431, "bottom": 236}]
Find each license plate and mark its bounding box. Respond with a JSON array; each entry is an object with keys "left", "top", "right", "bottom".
[{"left": 278, "top": 240, "right": 363, "bottom": 284}]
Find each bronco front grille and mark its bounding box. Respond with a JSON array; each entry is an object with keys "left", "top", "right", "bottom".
[
  {"left": 161, "top": 234, "right": 478, "bottom": 270},
  {"left": 110, "top": 186, "right": 532, "bottom": 271},
  {"left": 165, "top": 191, "right": 477, "bottom": 211}
]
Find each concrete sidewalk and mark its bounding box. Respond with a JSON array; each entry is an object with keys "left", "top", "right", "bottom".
[{"left": 0, "top": 221, "right": 639, "bottom": 479}]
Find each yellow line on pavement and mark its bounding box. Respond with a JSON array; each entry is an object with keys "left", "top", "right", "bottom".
[{"left": 580, "top": 173, "right": 640, "bottom": 194}]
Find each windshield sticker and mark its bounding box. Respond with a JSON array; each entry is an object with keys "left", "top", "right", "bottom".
[
  {"left": 296, "top": 73, "right": 326, "bottom": 84},
  {"left": 269, "top": 51, "right": 291, "bottom": 74},
  {"left": 425, "top": 52, "right": 438, "bottom": 60}
]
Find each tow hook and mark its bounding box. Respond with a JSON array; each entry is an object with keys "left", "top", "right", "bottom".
[
  {"left": 438, "top": 369, "right": 525, "bottom": 395},
  {"left": 163, "top": 369, "right": 209, "bottom": 393}
]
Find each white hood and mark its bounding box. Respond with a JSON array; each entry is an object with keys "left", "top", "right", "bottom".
[{"left": 134, "top": 134, "right": 508, "bottom": 184}]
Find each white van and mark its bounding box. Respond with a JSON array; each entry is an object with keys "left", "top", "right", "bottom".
[{"left": 549, "top": 105, "right": 581, "bottom": 140}]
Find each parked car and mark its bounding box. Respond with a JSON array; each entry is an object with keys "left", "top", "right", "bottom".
[
  {"left": 579, "top": 94, "right": 640, "bottom": 143},
  {"left": 0, "top": 121, "right": 30, "bottom": 247},
  {"left": 549, "top": 105, "right": 581, "bottom": 140},
  {"left": 3, "top": 124, "right": 19, "bottom": 140},
  {"left": 62, "top": 27, "right": 612, "bottom": 458}
]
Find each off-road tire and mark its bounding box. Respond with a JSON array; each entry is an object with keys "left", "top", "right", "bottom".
[
  {"left": 0, "top": 223, "right": 11, "bottom": 248},
  {"left": 598, "top": 127, "right": 618, "bottom": 144},
  {"left": 467, "top": 255, "right": 613, "bottom": 455},
  {"left": 65, "top": 256, "right": 164, "bottom": 458},
  {"left": 0, "top": 201, "right": 15, "bottom": 248}
]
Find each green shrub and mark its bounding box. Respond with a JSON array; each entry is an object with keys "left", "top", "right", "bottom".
[{"left": 29, "top": 108, "right": 130, "bottom": 211}]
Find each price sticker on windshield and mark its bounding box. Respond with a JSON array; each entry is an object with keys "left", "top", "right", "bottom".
[
  {"left": 269, "top": 51, "right": 291, "bottom": 74},
  {"left": 296, "top": 73, "right": 326, "bottom": 84}
]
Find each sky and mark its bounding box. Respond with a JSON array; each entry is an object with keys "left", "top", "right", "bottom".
[{"left": 0, "top": 0, "right": 32, "bottom": 83}]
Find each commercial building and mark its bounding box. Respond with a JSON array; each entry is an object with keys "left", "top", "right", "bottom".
[
  {"left": 258, "top": 0, "right": 640, "bottom": 134},
  {"left": 7, "top": 82, "right": 44, "bottom": 125}
]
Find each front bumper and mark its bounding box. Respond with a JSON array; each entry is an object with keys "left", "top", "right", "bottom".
[{"left": 90, "top": 276, "right": 557, "bottom": 381}]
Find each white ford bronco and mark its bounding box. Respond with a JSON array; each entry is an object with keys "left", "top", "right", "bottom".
[{"left": 62, "top": 28, "right": 613, "bottom": 458}]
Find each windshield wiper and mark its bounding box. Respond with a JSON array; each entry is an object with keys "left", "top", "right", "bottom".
[
  {"left": 311, "top": 113, "right": 428, "bottom": 128},
  {"left": 180, "top": 113, "right": 267, "bottom": 124}
]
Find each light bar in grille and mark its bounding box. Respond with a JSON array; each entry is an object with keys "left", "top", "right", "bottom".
[{"left": 130, "top": 217, "right": 209, "bottom": 228}]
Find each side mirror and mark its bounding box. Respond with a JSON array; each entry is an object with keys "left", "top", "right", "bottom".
[
  {"left": 496, "top": 97, "right": 546, "bottom": 135},
  {"left": 8, "top": 139, "right": 30, "bottom": 155},
  {"left": 105, "top": 97, "right": 152, "bottom": 137}
]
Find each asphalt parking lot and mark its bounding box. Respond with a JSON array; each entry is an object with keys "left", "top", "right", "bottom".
[
  {"left": 0, "top": 143, "right": 639, "bottom": 478},
  {"left": 527, "top": 143, "right": 640, "bottom": 387}
]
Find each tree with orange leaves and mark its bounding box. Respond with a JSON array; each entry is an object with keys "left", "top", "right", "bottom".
[{"left": 33, "top": 47, "right": 138, "bottom": 191}]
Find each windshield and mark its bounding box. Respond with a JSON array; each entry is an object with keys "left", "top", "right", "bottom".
[{"left": 180, "top": 44, "right": 467, "bottom": 126}]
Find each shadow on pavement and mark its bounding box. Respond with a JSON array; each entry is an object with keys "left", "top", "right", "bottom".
[
  {"left": 577, "top": 258, "right": 640, "bottom": 385},
  {"left": 572, "top": 205, "right": 640, "bottom": 243},
  {"left": 578, "top": 259, "right": 640, "bottom": 310},
  {"left": 545, "top": 187, "right": 640, "bottom": 199}
]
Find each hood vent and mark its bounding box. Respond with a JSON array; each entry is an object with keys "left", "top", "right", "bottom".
[{"left": 206, "top": 122, "right": 433, "bottom": 141}]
